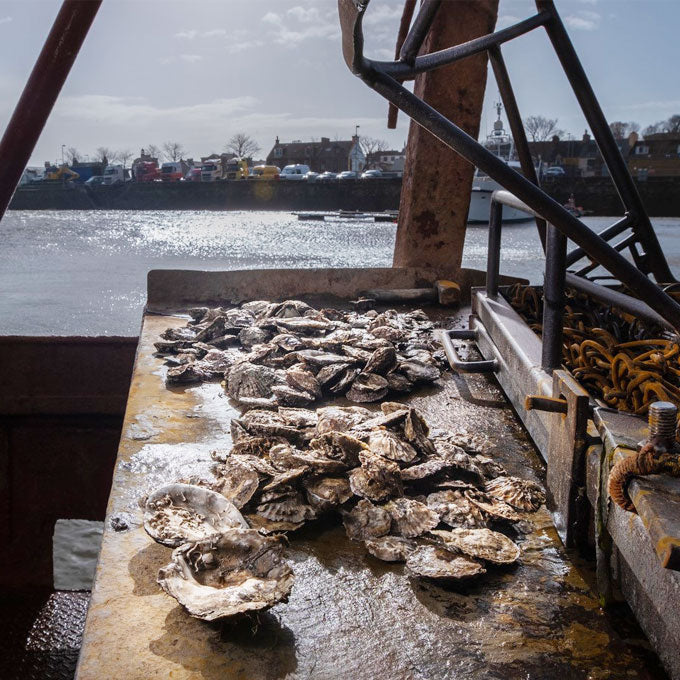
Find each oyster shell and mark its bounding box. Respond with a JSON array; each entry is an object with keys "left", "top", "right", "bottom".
[
  {"left": 157, "top": 528, "right": 294, "bottom": 621},
  {"left": 226, "top": 436, "right": 288, "bottom": 459},
  {"left": 244, "top": 514, "right": 305, "bottom": 534},
  {"left": 363, "top": 346, "right": 397, "bottom": 375},
  {"left": 465, "top": 491, "right": 521, "bottom": 523},
  {"left": 269, "top": 443, "right": 346, "bottom": 475},
  {"left": 342, "top": 499, "right": 392, "bottom": 540},
  {"left": 303, "top": 476, "right": 353, "bottom": 511},
  {"left": 429, "top": 528, "right": 520, "bottom": 565},
  {"left": 143, "top": 483, "right": 248, "bottom": 547},
  {"left": 237, "top": 410, "right": 300, "bottom": 440},
  {"left": 398, "top": 359, "right": 440, "bottom": 383},
  {"left": 406, "top": 545, "right": 485, "bottom": 581},
  {"left": 367, "top": 429, "right": 418, "bottom": 463},
  {"left": 309, "top": 431, "right": 369, "bottom": 467},
  {"left": 166, "top": 362, "right": 211, "bottom": 385},
  {"left": 400, "top": 458, "right": 452, "bottom": 482},
  {"left": 272, "top": 384, "right": 315, "bottom": 407},
  {"left": 316, "top": 361, "right": 352, "bottom": 388},
  {"left": 277, "top": 407, "right": 318, "bottom": 430},
  {"left": 328, "top": 367, "right": 361, "bottom": 395},
  {"left": 348, "top": 451, "right": 403, "bottom": 502},
  {"left": 226, "top": 362, "right": 282, "bottom": 402},
  {"left": 211, "top": 460, "right": 261, "bottom": 508},
  {"left": 238, "top": 326, "right": 270, "bottom": 349},
  {"left": 315, "top": 406, "right": 372, "bottom": 435},
  {"left": 364, "top": 536, "right": 416, "bottom": 562},
  {"left": 285, "top": 365, "right": 322, "bottom": 399},
  {"left": 485, "top": 476, "right": 546, "bottom": 512},
  {"left": 256, "top": 490, "right": 317, "bottom": 523},
  {"left": 346, "top": 372, "right": 389, "bottom": 403},
  {"left": 426, "top": 490, "right": 487, "bottom": 529},
  {"left": 384, "top": 497, "right": 439, "bottom": 538},
  {"left": 385, "top": 372, "right": 414, "bottom": 393}
]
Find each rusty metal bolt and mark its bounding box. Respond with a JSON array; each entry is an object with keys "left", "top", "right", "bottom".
[{"left": 648, "top": 401, "right": 677, "bottom": 449}]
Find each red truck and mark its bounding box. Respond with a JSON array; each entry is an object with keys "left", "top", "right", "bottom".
[{"left": 132, "top": 160, "right": 160, "bottom": 182}]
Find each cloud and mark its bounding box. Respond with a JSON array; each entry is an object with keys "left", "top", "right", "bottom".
[
  {"left": 0, "top": 16, "right": 11, "bottom": 25},
  {"left": 362, "top": 4, "right": 403, "bottom": 26},
  {"left": 261, "top": 12, "right": 281, "bottom": 25},
  {"left": 175, "top": 29, "right": 198, "bottom": 39},
  {"left": 564, "top": 10, "right": 601, "bottom": 31},
  {"left": 54, "top": 95, "right": 259, "bottom": 126},
  {"left": 261, "top": 4, "right": 339, "bottom": 46},
  {"left": 179, "top": 54, "right": 202, "bottom": 63},
  {"left": 203, "top": 29, "right": 227, "bottom": 37}
]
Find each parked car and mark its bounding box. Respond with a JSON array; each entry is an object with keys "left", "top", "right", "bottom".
[
  {"left": 337, "top": 171, "right": 358, "bottom": 180},
  {"left": 250, "top": 165, "right": 280, "bottom": 180},
  {"left": 184, "top": 168, "right": 202, "bottom": 182},
  {"left": 304, "top": 171, "right": 320, "bottom": 182},
  {"left": 85, "top": 175, "right": 105, "bottom": 186},
  {"left": 360, "top": 169, "right": 383, "bottom": 179},
  {"left": 318, "top": 172, "right": 337, "bottom": 181},
  {"left": 542, "top": 166, "right": 565, "bottom": 177},
  {"left": 280, "top": 164, "right": 310, "bottom": 180}
]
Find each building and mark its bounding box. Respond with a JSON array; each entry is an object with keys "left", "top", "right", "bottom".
[
  {"left": 628, "top": 132, "right": 680, "bottom": 179},
  {"left": 265, "top": 136, "right": 365, "bottom": 173},
  {"left": 366, "top": 148, "right": 406, "bottom": 173}
]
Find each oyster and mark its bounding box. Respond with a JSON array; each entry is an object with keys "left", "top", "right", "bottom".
[
  {"left": 166, "top": 362, "right": 211, "bottom": 385},
  {"left": 367, "top": 429, "right": 418, "bottom": 463},
  {"left": 227, "top": 436, "right": 288, "bottom": 459},
  {"left": 400, "top": 458, "right": 452, "bottom": 482},
  {"left": 278, "top": 407, "right": 318, "bottom": 430},
  {"left": 398, "top": 359, "right": 440, "bottom": 383},
  {"left": 429, "top": 528, "right": 520, "bottom": 565},
  {"left": 406, "top": 545, "right": 485, "bottom": 581},
  {"left": 316, "top": 362, "right": 352, "bottom": 388},
  {"left": 364, "top": 536, "right": 416, "bottom": 562},
  {"left": 143, "top": 483, "right": 247, "bottom": 547},
  {"left": 472, "top": 455, "right": 507, "bottom": 480},
  {"left": 384, "top": 498, "right": 439, "bottom": 538},
  {"left": 244, "top": 514, "right": 305, "bottom": 534},
  {"left": 309, "top": 431, "right": 369, "bottom": 467},
  {"left": 269, "top": 443, "right": 346, "bottom": 475},
  {"left": 346, "top": 372, "right": 389, "bottom": 403},
  {"left": 157, "top": 528, "right": 294, "bottom": 621},
  {"left": 426, "top": 490, "right": 487, "bottom": 529},
  {"left": 237, "top": 409, "right": 300, "bottom": 440},
  {"left": 349, "top": 451, "right": 403, "bottom": 502},
  {"left": 260, "top": 467, "right": 308, "bottom": 492},
  {"left": 285, "top": 365, "right": 321, "bottom": 399},
  {"left": 485, "top": 476, "right": 546, "bottom": 512},
  {"left": 238, "top": 326, "right": 270, "bottom": 349},
  {"left": 272, "top": 384, "right": 315, "bottom": 407},
  {"left": 328, "top": 367, "right": 361, "bottom": 395},
  {"left": 385, "top": 372, "right": 414, "bottom": 393},
  {"left": 303, "top": 476, "right": 353, "bottom": 511},
  {"left": 342, "top": 499, "right": 392, "bottom": 540},
  {"left": 226, "top": 362, "right": 282, "bottom": 402},
  {"left": 211, "top": 459, "right": 261, "bottom": 508},
  {"left": 363, "top": 346, "right": 397, "bottom": 375},
  {"left": 257, "top": 490, "right": 317, "bottom": 523},
  {"left": 465, "top": 491, "right": 521, "bottom": 523},
  {"left": 315, "top": 406, "right": 372, "bottom": 435},
  {"left": 268, "top": 299, "right": 314, "bottom": 318}
]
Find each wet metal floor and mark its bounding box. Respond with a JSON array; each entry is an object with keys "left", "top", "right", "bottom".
[{"left": 76, "top": 310, "right": 666, "bottom": 679}]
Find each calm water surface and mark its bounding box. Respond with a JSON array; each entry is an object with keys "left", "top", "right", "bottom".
[{"left": 1, "top": 210, "right": 679, "bottom": 335}]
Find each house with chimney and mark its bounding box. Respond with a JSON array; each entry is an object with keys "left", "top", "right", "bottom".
[
  {"left": 628, "top": 132, "right": 680, "bottom": 179},
  {"left": 365, "top": 147, "right": 406, "bottom": 173},
  {"left": 265, "top": 135, "right": 365, "bottom": 173}
]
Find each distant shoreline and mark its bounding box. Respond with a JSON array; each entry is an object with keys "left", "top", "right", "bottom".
[{"left": 9, "top": 176, "right": 680, "bottom": 217}]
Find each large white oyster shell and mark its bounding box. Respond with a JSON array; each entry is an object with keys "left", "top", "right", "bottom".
[
  {"left": 157, "top": 528, "right": 294, "bottom": 620},
  {"left": 143, "top": 483, "right": 248, "bottom": 547}
]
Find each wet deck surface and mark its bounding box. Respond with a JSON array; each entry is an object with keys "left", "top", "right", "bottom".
[{"left": 77, "top": 310, "right": 665, "bottom": 680}]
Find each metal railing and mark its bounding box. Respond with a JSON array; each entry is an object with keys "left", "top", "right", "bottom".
[{"left": 338, "top": 0, "right": 680, "bottom": 331}]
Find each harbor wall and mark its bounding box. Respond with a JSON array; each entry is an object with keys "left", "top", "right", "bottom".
[{"left": 7, "top": 176, "right": 680, "bottom": 216}]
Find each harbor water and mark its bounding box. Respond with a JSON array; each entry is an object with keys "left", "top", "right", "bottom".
[{"left": 1, "top": 210, "right": 679, "bottom": 336}]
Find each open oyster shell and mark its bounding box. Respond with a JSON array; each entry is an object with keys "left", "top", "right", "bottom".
[
  {"left": 143, "top": 483, "right": 248, "bottom": 547},
  {"left": 406, "top": 545, "right": 485, "bottom": 581},
  {"left": 484, "top": 476, "right": 546, "bottom": 512},
  {"left": 157, "top": 528, "right": 294, "bottom": 621},
  {"left": 430, "top": 528, "right": 520, "bottom": 565}
]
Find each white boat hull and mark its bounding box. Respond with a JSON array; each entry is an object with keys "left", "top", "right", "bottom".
[{"left": 467, "top": 188, "right": 532, "bottom": 223}]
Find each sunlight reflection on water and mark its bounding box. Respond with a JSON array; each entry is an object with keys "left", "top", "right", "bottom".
[{"left": 1, "top": 210, "right": 678, "bottom": 335}]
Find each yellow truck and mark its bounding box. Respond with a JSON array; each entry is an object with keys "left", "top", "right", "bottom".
[{"left": 224, "top": 158, "right": 248, "bottom": 180}]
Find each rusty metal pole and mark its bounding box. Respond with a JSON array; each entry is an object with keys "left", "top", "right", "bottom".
[
  {"left": 0, "top": 0, "right": 102, "bottom": 222},
  {"left": 393, "top": 0, "right": 498, "bottom": 271}
]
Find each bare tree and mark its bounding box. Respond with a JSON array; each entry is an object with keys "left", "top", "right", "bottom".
[
  {"left": 65, "top": 147, "right": 80, "bottom": 164},
  {"left": 94, "top": 146, "right": 116, "bottom": 165},
  {"left": 163, "top": 141, "right": 186, "bottom": 162},
  {"left": 117, "top": 149, "right": 133, "bottom": 171},
  {"left": 643, "top": 122, "right": 663, "bottom": 137},
  {"left": 224, "top": 133, "right": 260, "bottom": 159},
  {"left": 523, "top": 116, "right": 563, "bottom": 143},
  {"left": 666, "top": 114, "right": 680, "bottom": 134},
  {"left": 609, "top": 121, "right": 639, "bottom": 140},
  {"left": 360, "top": 136, "right": 388, "bottom": 156},
  {"left": 146, "top": 144, "right": 163, "bottom": 162}
]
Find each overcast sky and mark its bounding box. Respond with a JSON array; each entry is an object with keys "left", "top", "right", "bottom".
[{"left": 0, "top": 0, "right": 678, "bottom": 166}]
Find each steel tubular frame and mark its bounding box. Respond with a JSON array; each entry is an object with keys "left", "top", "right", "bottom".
[
  {"left": 338, "top": 0, "right": 680, "bottom": 330},
  {"left": 0, "top": 0, "right": 102, "bottom": 222}
]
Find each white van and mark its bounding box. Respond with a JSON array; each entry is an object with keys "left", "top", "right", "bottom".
[{"left": 280, "top": 164, "right": 310, "bottom": 180}]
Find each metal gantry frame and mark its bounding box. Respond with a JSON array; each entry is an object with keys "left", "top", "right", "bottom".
[{"left": 338, "top": 0, "right": 680, "bottom": 332}]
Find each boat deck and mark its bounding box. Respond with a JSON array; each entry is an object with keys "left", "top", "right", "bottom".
[{"left": 76, "top": 269, "right": 665, "bottom": 679}]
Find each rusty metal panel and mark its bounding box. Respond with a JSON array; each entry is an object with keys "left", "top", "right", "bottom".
[{"left": 393, "top": 1, "right": 499, "bottom": 271}]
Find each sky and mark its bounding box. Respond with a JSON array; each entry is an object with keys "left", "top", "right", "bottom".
[{"left": 0, "top": 0, "right": 678, "bottom": 166}]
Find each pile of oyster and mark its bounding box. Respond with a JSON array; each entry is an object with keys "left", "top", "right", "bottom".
[
  {"left": 154, "top": 300, "right": 445, "bottom": 406},
  {"left": 142, "top": 403, "right": 545, "bottom": 619}
]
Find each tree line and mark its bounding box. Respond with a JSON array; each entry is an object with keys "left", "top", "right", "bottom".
[{"left": 64, "top": 133, "right": 263, "bottom": 168}]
